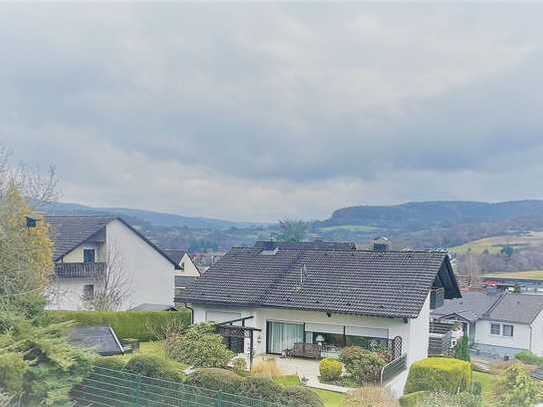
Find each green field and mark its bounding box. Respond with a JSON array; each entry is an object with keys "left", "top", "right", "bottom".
[
  {"left": 311, "top": 388, "right": 345, "bottom": 407},
  {"left": 483, "top": 270, "right": 543, "bottom": 281},
  {"left": 450, "top": 231, "right": 543, "bottom": 255}
]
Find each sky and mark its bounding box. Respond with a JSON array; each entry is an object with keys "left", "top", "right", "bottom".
[{"left": 1, "top": 3, "right": 543, "bottom": 222}]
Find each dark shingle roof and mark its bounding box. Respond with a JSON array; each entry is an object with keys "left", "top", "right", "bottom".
[
  {"left": 163, "top": 249, "right": 186, "bottom": 265},
  {"left": 55, "top": 262, "right": 105, "bottom": 279},
  {"left": 432, "top": 291, "right": 496, "bottom": 322},
  {"left": 46, "top": 216, "right": 114, "bottom": 260},
  {"left": 175, "top": 276, "right": 198, "bottom": 288},
  {"left": 254, "top": 241, "right": 356, "bottom": 251},
  {"left": 433, "top": 291, "right": 543, "bottom": 324},
  {"left": 184, "top": 246, "right": 459, "bottom": 319},
  {"left": 68, "top": 326, "right": 124, "bottom": 356}
]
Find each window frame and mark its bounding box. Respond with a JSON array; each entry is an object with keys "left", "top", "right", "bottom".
[
  {"left": 83, "top": 248, "right": 96, "bottom": 263},
  {"left": 502, "top": 324, "right": 514, "bottom": 337},
  {"left": 490, "top": 323, "right": 501, "bottom": 336},
  {"left": 82, "top": 284, "right": 94, "bottom": 299}
]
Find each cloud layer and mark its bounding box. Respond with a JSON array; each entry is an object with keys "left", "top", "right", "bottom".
[{"left": 1, "top": 3, "right": 543, "bottom": 221}]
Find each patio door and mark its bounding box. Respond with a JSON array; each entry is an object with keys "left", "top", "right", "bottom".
[{"left": 266, "top": 322, "right": 304, "bottom": 354}]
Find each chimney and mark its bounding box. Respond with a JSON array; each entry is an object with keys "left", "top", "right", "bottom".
[{"left": 373, "top": 237, "right": 390, "bottom": 252}]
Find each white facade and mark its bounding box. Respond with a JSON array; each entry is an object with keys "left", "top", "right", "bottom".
[
  {"left": 191, "top": 293, "right": 431, "bottom": 396},
  {"left": 176, "top": 253, "right": 200, "bottom": 277},
  {"left": 48, "top": 219, "right": 177, "bottom": 311}
]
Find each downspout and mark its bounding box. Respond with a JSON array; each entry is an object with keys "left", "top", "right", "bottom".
[
  {"left": 530, "top": 324, "right": 533, "bottom": 352},
  {"left": 184, "top": 303, "right": 194, "bottom": 325}
]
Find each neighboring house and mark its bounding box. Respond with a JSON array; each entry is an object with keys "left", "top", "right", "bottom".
[
  {"left": 432, "top": 290, "right": 543, "bottom": 359},
  {"left": 482, "top": 274, "right": 543, "bottom": 295},
  {"left": 46, "top": 216, "right": 180, "bottom": 311},
  {"left": 181, "top": 240, "right": 461, "bottom": 395},
  {"left": 163, "top": 249, "right": 201, "bottom": 307}
]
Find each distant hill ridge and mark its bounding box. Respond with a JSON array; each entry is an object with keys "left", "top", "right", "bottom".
[{"left": 321, "top": 200, "right": 543, "bottom": 231}]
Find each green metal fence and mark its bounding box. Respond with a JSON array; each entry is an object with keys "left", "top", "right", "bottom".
[{"left": 72, "top": 367, "right": 280, "bottom": 407}]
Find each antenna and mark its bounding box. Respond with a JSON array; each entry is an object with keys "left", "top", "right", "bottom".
[{"left": 296, "top": 264, "right": 307, "bottom": 292}]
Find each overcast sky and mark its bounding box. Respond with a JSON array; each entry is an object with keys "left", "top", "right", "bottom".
[{"left": 1, "top": 3, "right": 543, "bottom": 222}]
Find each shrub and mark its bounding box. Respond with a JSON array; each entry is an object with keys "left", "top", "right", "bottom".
[
  {"left": 319, "top": 358, "right": 343, "bottom": 382},
  {"left": 232, "top": 357, "right": 247, "bottom": 375},
  {"left": 454, "top": 334, "right": 470, "bottom": 362},
  {"left": 399, "top": 391, "right": 430, "bottom": 407},
  {"left": 404, "top": 357, "right": 472, "bottom": 395},
  {"left": 0, "top": 353, "right": 27, "bottom": 393},
  {"left": 494, "top": 364, "right": 538, "bottom": 407},
  {"left": 166, "top": 323, "right": 234, "bottom": 368},
  {"left": 186, "top": 368, "right": 244, "bottom": 393},
  {"left": 125, "top": 354, "right": 184, "bottom": 381},
  {"left": 48, "top": 310, "right": 191, "bottom": 341},
  {"left": 344, "top": 386, "right": 398, "bottom": 407},
  {"left": 339, "top": 346, "right": 387, "bottom": 384},
  {"left": 251, "top": 358, "right": 283, "bottom": 378},
  {"left": 94, "top": 356, "right": 127, "bottom": 371},
  {"left": 240, "top": 376, "right": 286, "bottom": 403},
  {"left": 284, "top": 387, "right": 324, "bottom": 407},
  {"left": 515, "top": 351, "right": 543, "bottom": 366}
]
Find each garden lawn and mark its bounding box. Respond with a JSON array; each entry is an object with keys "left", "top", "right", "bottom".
[
  {"left": 473, "top": 371, "right": 497, "bottom": 406},
  {"left": 273, "top": 375, "right": 301, "bottom": 387},
  {"left": 311, "top": 389, "right": 345, "bottom": 407},
  {"left": 113, "top": 340, "right": 165, "bottom": 362}
]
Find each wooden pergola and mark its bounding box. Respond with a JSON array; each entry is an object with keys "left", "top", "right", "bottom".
[{"left": 215, "top": 316, "right": 261, "bottom": 370}]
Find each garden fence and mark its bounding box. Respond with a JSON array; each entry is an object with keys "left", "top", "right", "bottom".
[{"left": 72, "top": 367, "right": 281, "bottom": 407}]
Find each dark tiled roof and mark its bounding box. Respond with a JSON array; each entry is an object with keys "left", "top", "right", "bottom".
[
  {"left": 163, "top": 249, "right": 186, "bottom": 265},
  {"left": 175, "top": 275, "right": 199, "bottom": 288},
  {"left": 432, "top": 291, "right": 496, "bottom": 322},
  {"left": 184, "top": 247, "right": 459, "bottom": 319},
  {"left": 433, "top": 291, "right": 543, "bottom": 324},
  {"left": 46, "top": 216, "right": 114, "bottom": 260},
  {"left": 254, "top": 241, "right": 356, "bottom": 251},
  {"left": 68, "top": 326, "right": 124, "bottom": 356},
  {"left": 55, "top": 262, "right": 105, "bottom": 279}
]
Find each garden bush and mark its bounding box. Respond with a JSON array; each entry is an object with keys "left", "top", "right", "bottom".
[
  {"left": 241, "top": 376, "right": 286, "bottom": 403},
  {"left": 48, "top": 310, "right": 190, "bottom": 341},
  {"left": 319, "top": 358, "right": 343, "bottom": 382},
  {"left": 0, "top": 353, "right": 27, "bottom": 393},
  {"left": 94, "top": 356, "right": 127, "bottom": 371},
  {"left": 284, "top": 387, "right": 324, "bottom": 407},
  {"left": 125, "top": 354, "right": 185, "bottom": 381},
  {"left": 166, "top": 323, "right": 234, "bottom": 368},
  {"left": 186, "top": 368, "right": 244, "bottom": 393},
  {"left": 515, "top": 351, "right": 543, "bottom": 366},
  {"left": 494, "top": 364, "right": 538, "bottom": 407},
  {"left": 404, "top": 357, "right": 472, "bottom": 395},
  {"left": 339, "top": 346, "right": 387, "bottom": 384},
  {"left": 232, "top": 357, "right": 247, "bottom": 375},
  {"left": 344, "top": 386, "right": 398, "bottom": 407}
]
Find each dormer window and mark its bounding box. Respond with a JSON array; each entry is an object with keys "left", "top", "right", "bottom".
[{"left": 83, "top": 249, "right": 96, "bottom": 263}]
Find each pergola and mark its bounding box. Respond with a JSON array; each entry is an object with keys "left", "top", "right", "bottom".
[{"left": 215, "top": 316, "right": 261, "bottom": 370}]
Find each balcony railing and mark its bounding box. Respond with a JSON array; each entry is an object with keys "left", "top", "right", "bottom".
[{"left": 380, "top": 354, "right": 407, "bottom": 384}]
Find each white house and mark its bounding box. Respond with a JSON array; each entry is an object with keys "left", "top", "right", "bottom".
[
  {"left": 46, "top": 216, "right": 180, "bottom": 311},
  {"left": 181, "top": 240, "right": 461, "bottom": 396},
  {"left": 432, "top": 290, "right": 543, "bottom": 359}
]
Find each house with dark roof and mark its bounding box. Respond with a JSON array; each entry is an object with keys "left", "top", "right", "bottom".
[
  {"left": 181, "top": 240, "right": 460, "bottom": 395},
  {"left": 46, "top": 216, "right": 179, "bottom": 311},
  {"left": 432, "top": 290, "right": 543, "bottom": 359}
]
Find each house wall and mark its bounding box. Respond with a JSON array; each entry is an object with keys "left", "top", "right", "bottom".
[
  {"left": 62, "top": 242, "right": 105, "bottom": 263},
  {"left": 106, "top": 219, "right": 175, "bottom": 310},
  {"left": 177, "top": 254, "right": 200, "bottom": 277},
  {"left": 46, "top": 279, "right": 98, "bottom": 311},
  {"left": 475, "top": 320, "right": 530, "bottom": 357},
  {"left": 531, "top": 311, "right": 543, "bottom": 356}
]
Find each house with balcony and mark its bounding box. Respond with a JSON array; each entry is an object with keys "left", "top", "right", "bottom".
[
  {"left": 180, "top": 240, "right": 461, "bottom": 395},
  {"left": 46, "top": 216, "right": 180, "bottom": 311}
]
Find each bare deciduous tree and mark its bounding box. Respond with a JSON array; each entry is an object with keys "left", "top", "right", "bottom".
[{"left": 82, "top": 242, "right": 131, "bottom": 311}]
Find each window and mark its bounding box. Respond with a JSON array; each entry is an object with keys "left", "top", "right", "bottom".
[
  {"left": 490, "top": 323, "right": 501, "bottom": 335},
  {"left": 83, "top": 284, "right": 94, "bottom": 299},
  {"left": 266, "top": 322, "right": 304, "bottom": 354},
  {"left": 83, "top": 249, "right": 95, "bottom": 263},
  {"left": 503, "top": 324, "right": 514, "bottom": 337}
]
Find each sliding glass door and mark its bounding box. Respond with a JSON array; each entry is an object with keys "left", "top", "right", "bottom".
[{"left": 266, "top": 322, "right": 304, "bottom": 354}]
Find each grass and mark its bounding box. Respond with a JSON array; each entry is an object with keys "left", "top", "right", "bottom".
[
  {"left": 311, "top": 388, "right": 345, "bottom": 407},
  {"left": 319, "top": 225, "right": 378, "bottom": 233},
  {"left": 482, "top": 270, "right": 543, "bottom": 281},
  {"left": 450, "top": 231, "right": 543, "bottom": 255},
  {"left": 115, "top": 340, "right": 166, "bottom": 361},
  {"left": 473, "top": 371, "right": 497, "bottom": 406},
  {"left": 273, "top": 375, "right": 301, "bottom": 386}
]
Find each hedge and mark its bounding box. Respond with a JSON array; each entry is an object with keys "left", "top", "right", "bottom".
[
  {"left": 399, "top": 391, "right": 430, "bottom": 406},
  {"left": 515, "top": 351, "right": 543, "bottom": 366},
  {"left": 47, "top": 310, "right": 191, "bottom": 341},
  {"left": 404, "top": 357, "right": 472, "bottom": 395},
  {"left": 125, "top": 354, "right": 186, "bottom": 381}
]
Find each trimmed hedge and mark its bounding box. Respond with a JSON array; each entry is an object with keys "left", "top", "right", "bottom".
[
  {"left": 404, "top": 357, "right": 472, "bottom": 395},
  {"left": 319, "top": 358, "right": 342, "bottom": 382},
  {"left": 125, "top": 354, "right": 185, "bottom": 381},
  {"left": 47, "top": 310, "right": 191, "bottom": 341},
  {"left": 399, "top": 391, "right": 430, "bottom": 407},
  {"left": 185, "top": 369, "right": 323, "bottom": 407}
]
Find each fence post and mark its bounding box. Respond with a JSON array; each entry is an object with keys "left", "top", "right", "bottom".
[
  {"left": 216, "top": 391, "right": 224, "bottom": 407},
  {"left": 134, "top": 374, "right": 142, "bottom": 407}
]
